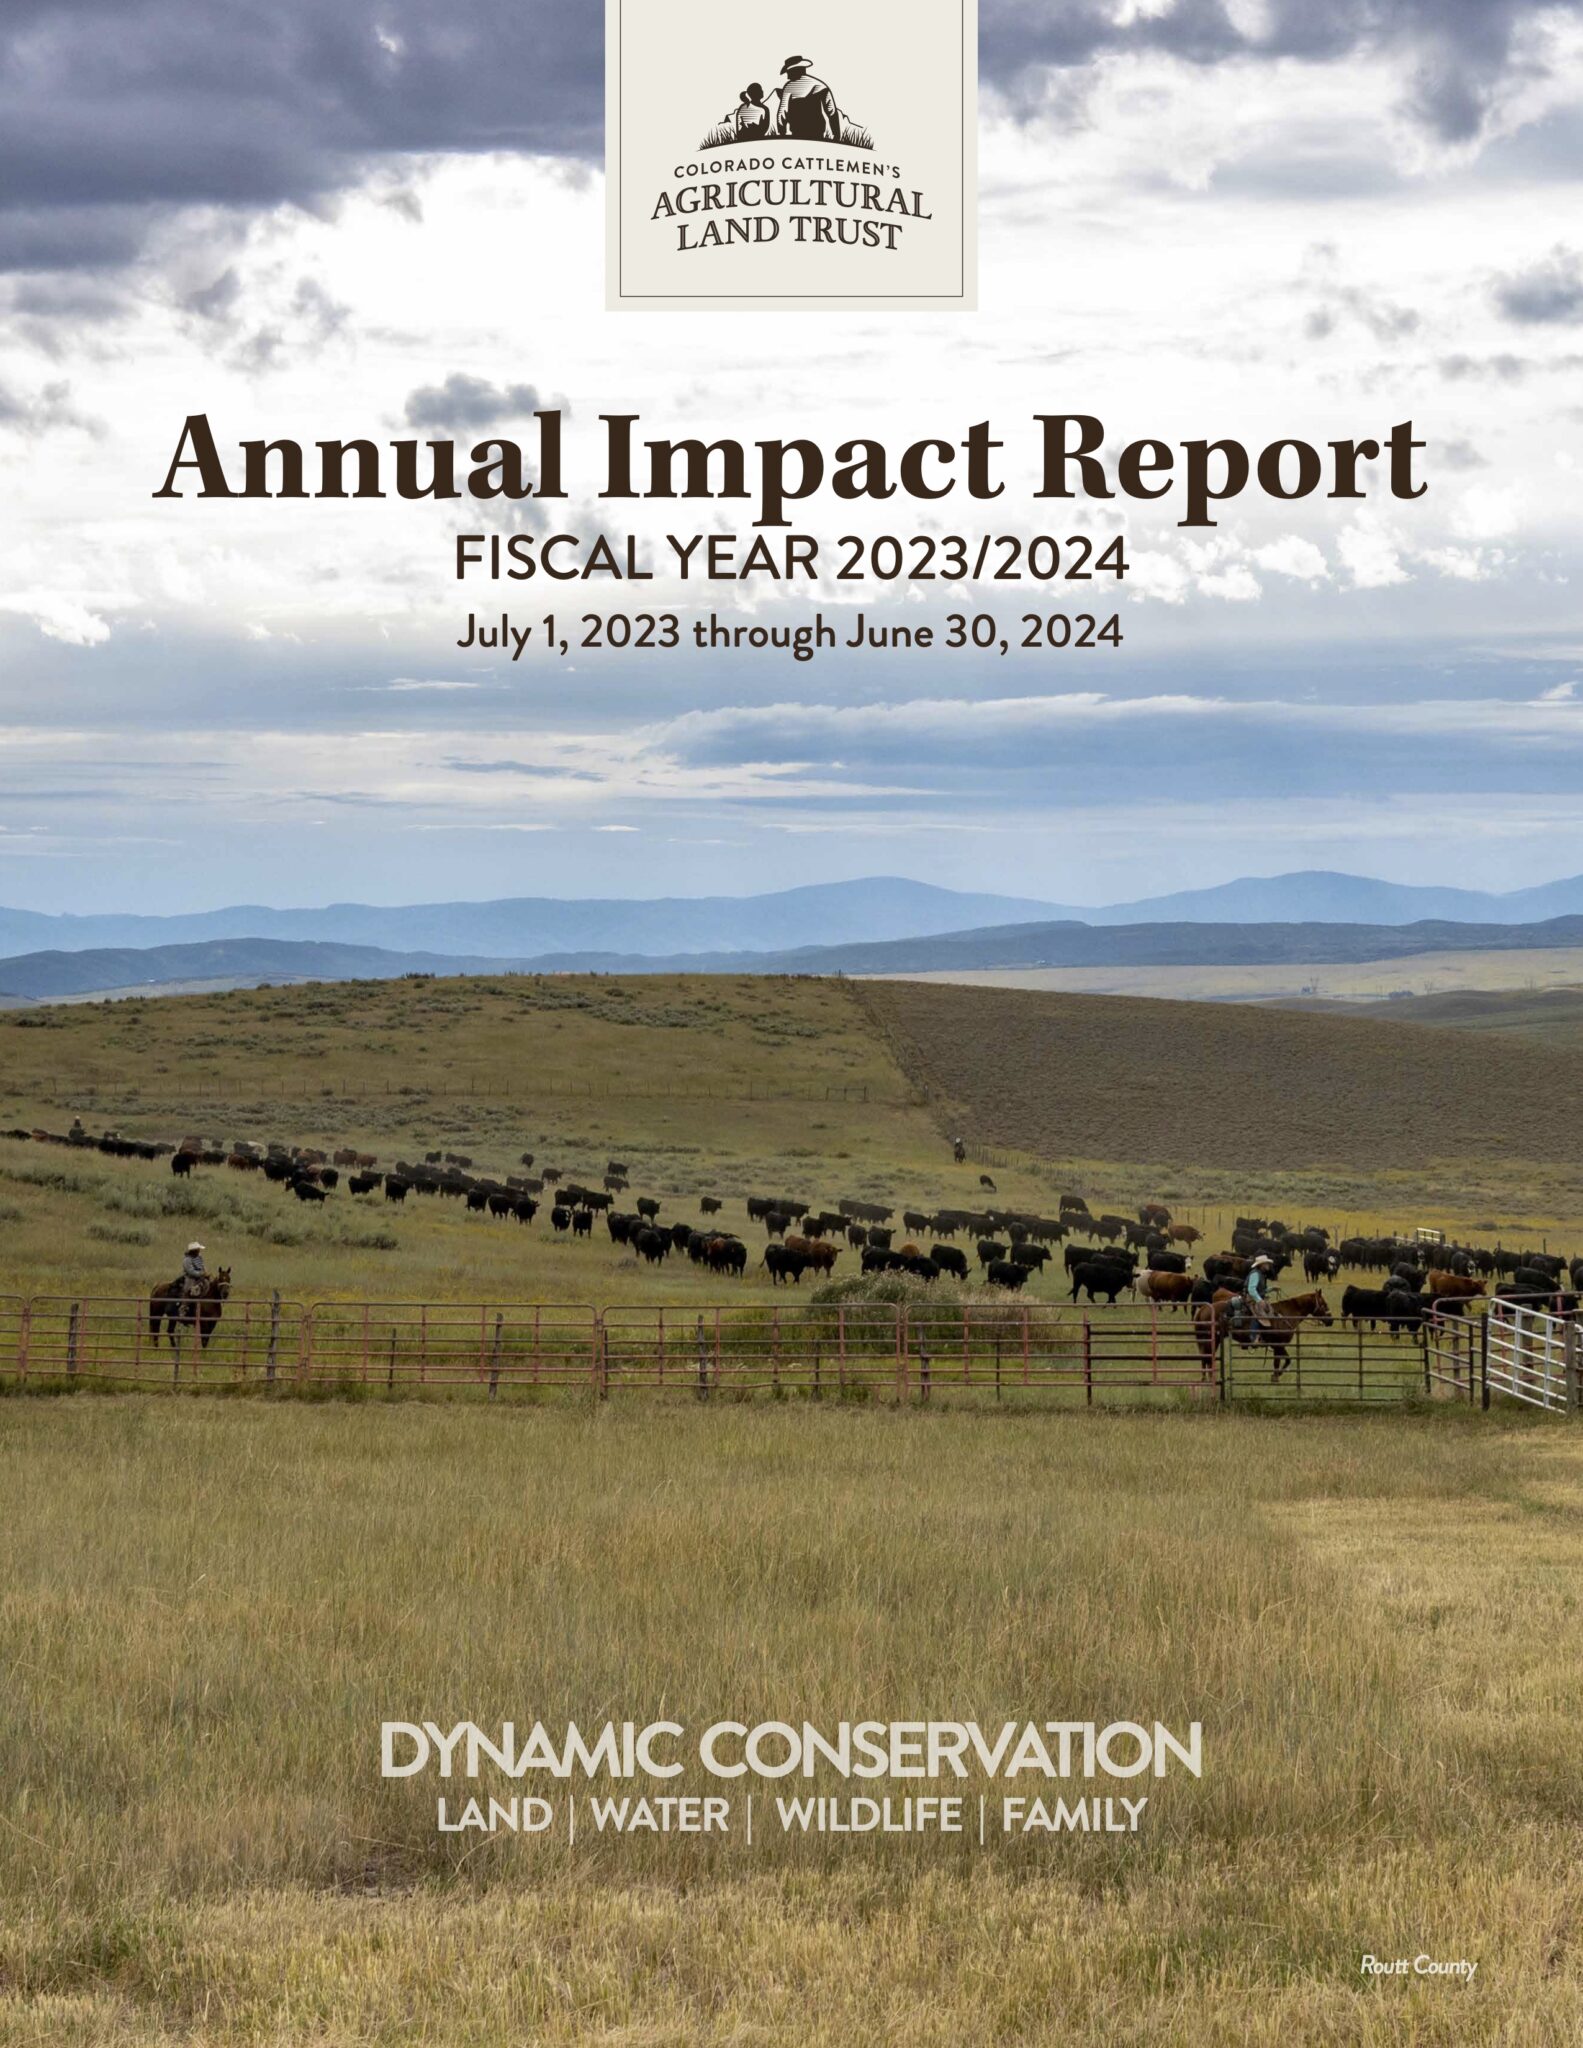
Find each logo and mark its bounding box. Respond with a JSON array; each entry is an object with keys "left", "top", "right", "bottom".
[
  {"left": 701, "top": 54, "right": 875, "bottom": 154},
  {"left": 606, "top": 2, "right": 977, "bottom": 311}
]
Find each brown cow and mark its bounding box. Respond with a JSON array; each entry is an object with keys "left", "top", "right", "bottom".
[
  {"left": 1168, "top": 1224, "right": 1202, "bottom": 1246},
  {"left": 786, "top": 1235, "right": 839, "bottom": 1273},
  {"left": 1428, "top": 1272, "right": 1485, "bottom": 1302},
  {"left": 1136, "top": 1271, "right": 1193, "bottom": 1307}
]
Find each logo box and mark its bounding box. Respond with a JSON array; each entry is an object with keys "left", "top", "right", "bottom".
[{"left": 606, "top": 0, "right": 978, "bottom": 311}]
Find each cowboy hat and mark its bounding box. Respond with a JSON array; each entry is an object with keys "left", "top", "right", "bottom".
[
  {"left": 781, "top": 53, "right": 813, "bottom": 71},
  {"left": 1251, "top": 1254, "right": 1273, "bottom": 1267},
  {"left": 187, "top": 1241, "right": 205, "bottom": 1253}
]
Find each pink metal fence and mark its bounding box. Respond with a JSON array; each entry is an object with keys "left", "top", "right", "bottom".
[
  {"left": 600, "top": 1302, "right": 904, "bottom": 1396},
  {"left": 298, "top": 1302, "right": 600, "bottom": 1393},
  {"left": 0, "top": 1295, "right": 1500, "bottom": 1407},
  {"left": 5, "top": 1294, "right": 304, "bottom": 1387}
]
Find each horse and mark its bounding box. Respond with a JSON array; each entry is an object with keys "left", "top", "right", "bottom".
[
  {"left": 1192, "top": 1288, "right": 1333, "bottom": 1382},
  {"left": 148, "top": 1267, "right": 232, "bottom": 1350}
]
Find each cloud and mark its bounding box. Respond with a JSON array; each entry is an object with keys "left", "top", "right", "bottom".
[
  {"left": 0, "top": 0, "right": 601, "bottom": 274},
  {"left": 1252, "top": 536, "right": 1329, "bottom": 581},
  {"left": 1337, "top": 519, "right": 1407, "bottom": 588},
  {"left": 0, "top": 377, "right": 98, "bottom": 436},
  {"left": 403, "top": 374, "right": 546, "bottom": 431},
  {"left": 981, "top": 0, "right": 1583, "bottom": 143},
  {"left": 0, "top": 593, "right": 113, "bottom": 645},
  {"left": 2, "top": 0, "right": 1578, "bottom": 281},
  {"left": 366, "top": 679, "right": 488, "bottom": 693},
  {"left": 1304, "top": 283, "right": 1420, "bottom": 343},
  {"left": 1494, "top": 245, "right": 1583, "bottom": 324}
]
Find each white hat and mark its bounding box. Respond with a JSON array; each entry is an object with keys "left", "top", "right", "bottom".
[
  {"left": 1252, "top": 1254, "right": 1273, "bottom": 1267},
  {"left": 187, "top": 1241, "right": 205, "bottom": 1253}
]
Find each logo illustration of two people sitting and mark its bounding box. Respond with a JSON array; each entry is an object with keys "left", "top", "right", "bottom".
[{"left": 709, "top": 55, "right": 870, "bottom": 148}]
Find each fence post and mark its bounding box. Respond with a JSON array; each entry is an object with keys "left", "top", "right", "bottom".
[
  {"left": 1083, "top": 1315, "right": 1093, "bottom": 1407},
  {"left": 487, "top": 1312, "right": 504, "bottom": 1401},
  {"left": 695, "top": 1315, "right": 709, "bottom": 1401},
  {"left": 387, "top": 1326, "right": 399, "bottom": 1392},
  {"left": 1217, "top": 1313, "right": 1228, "bottom": 1406},
  {"left": 1480, "top": 1311, "right": 1490, "bottom": 1410},
  {"left": 66, "top": 1301, "right": 80, "bottom": 1377},
  {"left": 1566, "top": 1318, "right": 1580, "bottom": 1415},
  {"left": 918, "top": 1328, "right": 931, "bottom": 1406},
  {"left": 16, "top": 1301, "right": 29, "bottom": 1383},
  {"left": 266, "top": 1290, "right": 281, "bottom": 1387}
]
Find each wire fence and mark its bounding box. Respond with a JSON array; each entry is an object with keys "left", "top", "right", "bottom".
[{"left": 0, "top": 1294, "right": 1564, "bottom": 1411}]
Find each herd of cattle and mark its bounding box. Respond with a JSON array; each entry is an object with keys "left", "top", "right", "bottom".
[{"left": 5, "top": 1121, "right": 1577, "bottom": 1322}]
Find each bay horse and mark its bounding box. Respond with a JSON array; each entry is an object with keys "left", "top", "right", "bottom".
[
  {"left": 148, "top": 1267, "right": 232, "bottom": 1350},
  {"left": 1193, "top": 1288, "right": 1333, "bottom": 1383}
]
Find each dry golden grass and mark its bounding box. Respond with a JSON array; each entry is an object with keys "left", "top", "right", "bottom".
[
  {"left": 1, "top": 1400, "right": 1581, "bottom": 2042},
  {"left": 879, "top": 945, "right": 1583, "bottom": 1002}
]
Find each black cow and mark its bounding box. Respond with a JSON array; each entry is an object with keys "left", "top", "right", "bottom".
[
  {"left": 931, "top": 1244, "right": 969, "bottom": 1279},
  {"left": 1070, "top": 1261, "right": 1130, "bottom": 1304},
  {"left": 986, "top": 1259, "right": 1029, "bottom": 1290},
  {"left": 1343, "top": 1285, "right": 1422, "bottom": 1335},
  {"left": 551, "top": 1206, "right": 572, "bottom": 1233},
  {"left": 765, "top": 1244, "right": 809, "bottom": 1285}
]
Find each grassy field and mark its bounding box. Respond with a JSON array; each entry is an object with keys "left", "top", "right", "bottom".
[
  {"left": 1281, "top": 985, "right": 1583, "bottom": 1045},
  {"left": 0, "top": 972, "right": 1579, "bottom": 1316},
  {"left": 883, "top": 945, "right": 1583, "bottom": 1003},
  {"left": 3, "top": 1399, "right": 1582, "bottom": 2044},
  {"left": 2, "top": 972, "right": 1582, "bottom": 2041},
  {"left": 857, "top": 980, "right": 1583, "bottom": 1208}
]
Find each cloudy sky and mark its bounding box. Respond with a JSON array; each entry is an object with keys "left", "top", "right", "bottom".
[{"left": 3, "top": 0, "right": 1583, "bottom": 914}]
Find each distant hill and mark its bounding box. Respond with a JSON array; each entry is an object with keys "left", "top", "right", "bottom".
[
  {"left": 12, "top": 914, "right": 1583, "bottom": 1002},
  {"left": 1067, "top": 869, "right": 1583, "bottom": 926},
  {"left": 520, "top": 914, "right": 1583, "bottom": 977},
  {"left": 0, "top": 939, "right": 505, "bottom": 1002},
  {"left": 8, "top": 869, "right": 1583, "bottom": 961},
  {"left": 0, "top": 878, "right": 1066, "bottom": 962}
]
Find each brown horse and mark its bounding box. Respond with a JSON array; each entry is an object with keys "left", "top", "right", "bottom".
[
  {"left": 1193, "top": 1288, "right": 1333, "bottom": 1382},
  {"left": 148, "top": 1267, "right": 232, "bottom": 1350}
]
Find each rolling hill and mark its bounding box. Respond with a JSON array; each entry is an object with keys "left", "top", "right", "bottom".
[
  {"left": 853, "top": 978, "right": 1583, "bottom": 1175},
  {"left": 13, "top": 914, "right": 1583, "bottom": 1002},
  {"left": 9, "top": 868, "right": 1583, "bottom": 964},
  {"left": 0, "top": 940, "right": 505, "bottom": 1002},
  {"left": 0, "top": 878, "right": 1065, "bottom": 962}
]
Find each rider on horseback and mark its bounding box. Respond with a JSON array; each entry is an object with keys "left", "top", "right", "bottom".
[
  {"left": 1243, "top": 1254, "right": 1274, "bottom": 1331},
  {"left": 180, "top": 1241, "right": 207, "bottom": 1299}
]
